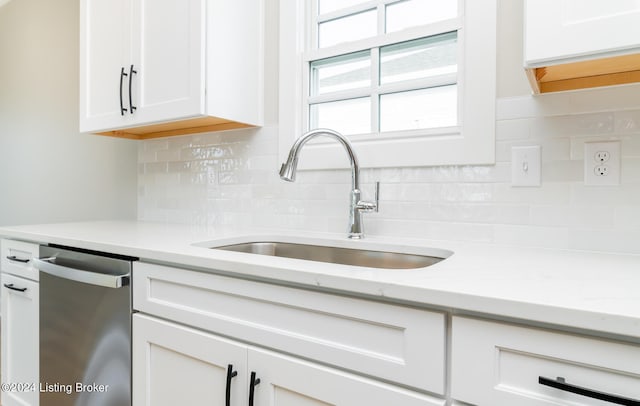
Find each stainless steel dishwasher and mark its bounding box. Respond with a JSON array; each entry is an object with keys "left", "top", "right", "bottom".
[{"left": 34, "top": 244, "right": 137, "bottom": 406}]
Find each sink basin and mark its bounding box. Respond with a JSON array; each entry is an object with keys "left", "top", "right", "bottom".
[{"left": 210, "top": 241, "right": 447, "bottom": 269}]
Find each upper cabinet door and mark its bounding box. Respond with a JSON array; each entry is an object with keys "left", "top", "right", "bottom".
[
  {"left": 79, "top": 0, "right": 132, "bottom": 132},
  {"left": 129, "top": 0, "right": 205, "bottom": 125},
  {"left": 80, "top": 0, "right": 205, "bottom": 134},
  {"left": 525, "top": 0, "right": 640, "bottom": 66},
  {"left": 80, "top": 0, "right": 263, "bottom": 138}
]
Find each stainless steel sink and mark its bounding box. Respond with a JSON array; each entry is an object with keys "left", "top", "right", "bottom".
[{"left": 211, "top": 241, "right": 446, "bottom": 269}]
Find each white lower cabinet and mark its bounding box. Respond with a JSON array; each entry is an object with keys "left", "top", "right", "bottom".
[
  {"left": 248, "top": 347, "right": 443, "bottom": 406},
  {"left": 451, "top": 316, "right": 640, "bottom": 406},
  {"left": 1, "top": 239, "right": 40, "bottom": 406},
  {"left": 132, "top": 262, "right": 447, "bottom": 395},
  {"left": 133, "top": 314, "right": 444, "bottom": 406},
  {"left": 133, "top": 314, "right": 248, "bottom": 406},
  {"left": 1, "top": 273, "right": 39, "bottom": 406},
  {"left": 131, "top": 262, "right": 640, "bottom": 406}
]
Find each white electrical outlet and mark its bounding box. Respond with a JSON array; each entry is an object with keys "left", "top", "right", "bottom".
[
  {"left": 594, "top": 150, "right": 610, "bottom": 163},
  {"left": 584, "top": 141, "right": 620, "bottom": 186}
]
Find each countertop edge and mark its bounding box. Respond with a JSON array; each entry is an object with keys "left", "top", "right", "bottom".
[{"left": 2, "top": 222, "right": 639, "bottom": 341}]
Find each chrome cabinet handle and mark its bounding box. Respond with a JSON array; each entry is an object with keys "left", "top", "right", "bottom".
[
  {"left": 539, "top": 376, "right": 640, "bottom": 405},
  {"left": 225, "top": 364, "right": 238, "bottom": 406},
  {"left": 3, "top": 283, "right": 27, "bottom": 292},
  {"left": 6, "top": 255, "right": 30, "bottom": 263},
  {"left": 120, "top": 67, "right": 128, "bottom": 115},
  {"left": 128, "top": 64, "right": 137, "bottom": 114},
  {"left": 33, "top": 257, "right": 129, "bottom": 289}
]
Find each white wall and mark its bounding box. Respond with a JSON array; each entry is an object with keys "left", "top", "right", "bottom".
[
  {"left": 0, "top": 0, "right": 137, "bottom": 225},
  {"left": 138, "top": 0, "right": 640, "bottom": 254}
]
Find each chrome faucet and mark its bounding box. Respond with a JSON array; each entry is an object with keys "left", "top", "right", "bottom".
[{"left": 279, "top": 128, "right": 379, "bottom": 239}]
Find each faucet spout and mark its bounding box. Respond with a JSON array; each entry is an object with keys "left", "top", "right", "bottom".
[
  {"left": 279, "top": 128, "right": 378, "bottom": 239},
  {"left": 279, "top": 128, "right": 360, "bottom": 188}
]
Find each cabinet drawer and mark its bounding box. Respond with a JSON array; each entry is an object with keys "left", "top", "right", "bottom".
[
  {"left": 133, "top": 262, "right": 446, "bottom": 394},
  {"left": 1, "top": 239, "right": 39, "bottom": 281},
  {"left": 451, "top": 316, "right": 640, "bottom": 405}
]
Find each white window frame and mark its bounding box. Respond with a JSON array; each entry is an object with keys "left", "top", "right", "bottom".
[{"left": 279, "top": 0, "right": 496, "bottom": 169}]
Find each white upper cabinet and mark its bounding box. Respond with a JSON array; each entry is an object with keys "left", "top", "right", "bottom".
[
  {"left": 80, "top": 0, "right": 131, "bottom": 132},
  {"left": 80, "top": 0, "right": 263, "bottom": 140},
  {"left": 525, "top": 0, "right": 640, "bottom": 65},
  {"left": 524, "top": 0, "right": 640, "bottom": 93},
  {"left": 129, "top": 0, "right": 205, "bottom": 127}
]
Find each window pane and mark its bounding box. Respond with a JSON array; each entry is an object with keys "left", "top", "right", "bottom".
[
  {"left": 380, "top": 33, "right": 457, "bottom": 85},
  {"left": 319, "top": 10, "right": 377, "bottom": 48},
  {"left": 310, "top": 98, "right": 371, "bottom": 135},
  {"left": 318, "top": 0, "right": 368, "bottom": 15},
  {"left": 310, "top": 51, "right": 371, "bottom": 96},
  {"left": 380, "top": 85, "right": 457, "bottom": 131},
  {"left": 386, "top": 0, "right": 458, "bottom": 33}
]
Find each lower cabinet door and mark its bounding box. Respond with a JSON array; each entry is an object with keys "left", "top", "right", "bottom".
[
  {"left": 132, "top": 314, "right": 248, "bottom": 406},
  {"left": 248, "top": 348, "right": 446, "bottom": 406},
  {"left": 1, "top": 273, "right": 39, "bottom": 406}
]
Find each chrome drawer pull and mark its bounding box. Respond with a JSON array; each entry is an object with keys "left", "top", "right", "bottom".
[{"left": 539, "top": 376, "right": 640, "bottom": 406}]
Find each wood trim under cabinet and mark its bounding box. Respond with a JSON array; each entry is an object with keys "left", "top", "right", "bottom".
[
  {"left": 527, "top": 53, "right": 640, "bottom": 94},
  {"left": 95, "top": 116, "right": 255, "bottom": 140}
]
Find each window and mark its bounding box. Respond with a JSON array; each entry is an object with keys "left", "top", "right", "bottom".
[{"left": 279, "top": 0, "right": 497, "bottom": 169}]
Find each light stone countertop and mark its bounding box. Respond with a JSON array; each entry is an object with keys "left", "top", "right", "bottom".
[{"left": 1, "top": 220, "right": 639, "bottom": 339}]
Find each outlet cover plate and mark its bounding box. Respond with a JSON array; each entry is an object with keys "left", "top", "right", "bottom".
[
  {"left": 511, "top": 145, "right": 541, "bottom": 187},
  {"left": 584, "top": 141, "right": 620, "bottom": 186}
]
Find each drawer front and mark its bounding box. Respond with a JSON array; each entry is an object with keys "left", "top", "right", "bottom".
[
  {"left": 1, "top": 239, "right": 39, "bottom": 281},
  {"left": 451, "top": 316, "right": 640, "bottom": 405},
  {"left": 133, "top": 262, "right": 446, "bottom": 394}
]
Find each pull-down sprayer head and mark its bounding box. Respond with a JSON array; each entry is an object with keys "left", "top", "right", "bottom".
[{"left": 279, "top": 155, "right": 298, "bottom": 182}]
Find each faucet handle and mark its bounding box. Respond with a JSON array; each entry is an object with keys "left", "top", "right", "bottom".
[
  {"left": 357, "top": 182, "right": 380, "bottom": 213},
  {"left": 373, "top": 181, "right": 379, "bottom": 213}
]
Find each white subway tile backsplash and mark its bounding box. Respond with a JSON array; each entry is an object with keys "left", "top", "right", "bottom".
[
  {"left": 568, "top": 84, "right": 640, "bottom": 114},
  {"left": 568, "top": 227, "right": 640, "bottom": 254},
  {"left": 145, "top": 162, "right": 168, "bottom": 174},
  {"left": 495, "top": 118, "right": 530, "bottom": 141},
  {"left": 621, "top": 137, "right": 640, "bottom": 158},
  {"left": 614, "top": 110, "right": 640, "bottom": 133},
  {"left": 541, "top": 160, "right": 583, "bottom": 183},
  {"left": 621, "top": 160, "right": 640, "bottom": 182},
  {"left": 614, "top": 206, "right": 640, "bottom": 228},
  {"left": 530, "top": 205, "right": 613, "bottom": 228},
  {"left": 570, "top": 183, "right": 640, "bottom": 206},
  {"left": 493, "top": 182, "right": 571, "bottom": 205},
  {"left": 138, "top": 97, "right": 640, "bottom": 254},
  {"left": 493, "top": 224, "right": 570, "bottom": 249}
]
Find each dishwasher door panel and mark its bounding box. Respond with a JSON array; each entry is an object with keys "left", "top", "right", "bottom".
[{"left": 38, "top": 245, "right": 133, "bottom": 406}]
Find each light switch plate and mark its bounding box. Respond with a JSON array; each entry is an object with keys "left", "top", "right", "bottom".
[
  {"left": 511, "top": 145, "right": 541, "bottom": 187},
  {"left": 584, "top": 141, "right": 620, "bottom": 186}
]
